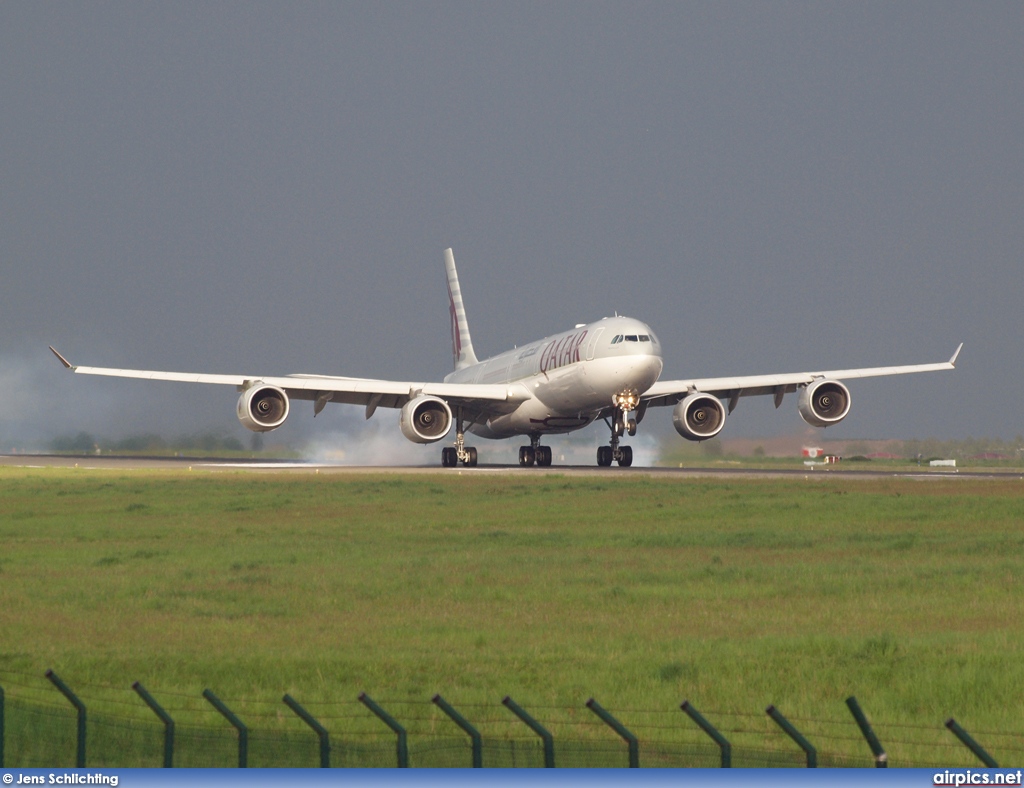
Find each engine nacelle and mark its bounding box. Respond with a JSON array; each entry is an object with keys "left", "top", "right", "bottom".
[
  {"left": 237, "top": 384, "right": 290, "bottom": 432},
  {"left": 672, "top": 393, "right": 726, "bottom": 441},
  {"left": 798, "top": 379, "right": 851, "bottom": 427},
  {"left": 399, "top": 395, "right": 453, "bottom": 443}
]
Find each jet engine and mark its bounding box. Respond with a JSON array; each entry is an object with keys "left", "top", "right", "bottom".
[
  {"left": 399, "top": 395, "right": 453, "bottom": 443},
  {"left": 798, "top": 379, "right": 851, "bottom": 427},
  {"left": 237, "top": 384, "right": 290, "bottom": 432},
  {"left": 672, "top": 393, "right": 726, "bottom": 441}
]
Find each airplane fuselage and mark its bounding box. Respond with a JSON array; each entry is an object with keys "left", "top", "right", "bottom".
[{"left": 444, "top": 316, "right": 664, "bottom": 438}]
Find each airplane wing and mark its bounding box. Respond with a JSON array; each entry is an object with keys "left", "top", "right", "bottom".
[
  {"left": 641, "top": 343, "right": 963, "bottom": 411},
  {"left": 48, "top": 347, "right": 526, "bottom": 415}
]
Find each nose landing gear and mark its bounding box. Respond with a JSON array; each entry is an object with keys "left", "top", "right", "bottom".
[{"left": 598, "top": 392, "right": 639, "bottom": 467}]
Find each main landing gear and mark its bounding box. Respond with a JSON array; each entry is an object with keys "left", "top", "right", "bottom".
[
  {"left": 441, "top": 412, "right": 478, "bottom": 467},
  {"left": 518, "top": 433, "right": 552, "bottom": 467},
  {"left": 598, "top": 392, "right": 638, "bottom": 467}
]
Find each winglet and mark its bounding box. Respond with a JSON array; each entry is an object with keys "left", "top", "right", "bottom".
[
  {"left": 49, "top": 346, "right": 74, "bottom": 369},
  {"left": 949, "top": 342, "right": 964, "bottom": 367}
]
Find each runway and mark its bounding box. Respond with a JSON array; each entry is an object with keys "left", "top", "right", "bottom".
[{"left": 2, "top": 453, "right": 1021, "bottom": 480}]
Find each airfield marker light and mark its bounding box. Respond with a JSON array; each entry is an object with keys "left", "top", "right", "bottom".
[
  {"left": 766, "top": 704, "right": 816, "bottom": 768},
  {"left": 132, "top": 682, "right": 174, "bottom": 768},
  {"left": 845, "top": 696, "right": 887, "bottom": 767},
  {"left": 681, "top": 700, "right": 731, "bottom": 767},
  {"left": 359, "top": 692, "right": 408, "bottom": 767},
  {"left": 433, "top": 694, "right": 482, "bottom": 768},
  {"left": 945, "top": 718, "right": 999, "bottom": 767},
  {"left": 203, "top": 689, "right": 248, "bottom": 768},
  {"left": 586, "top": 698, "right": 639, "bottom": 768},
  {"left": 502, "top": 696, "right": 555, "bottom": 768},
  {"left": 283, "top": 694, "right": 330, "bottom": 768},
  {"left": 45, "top": 670, "right": 86, "bottom": 767}
]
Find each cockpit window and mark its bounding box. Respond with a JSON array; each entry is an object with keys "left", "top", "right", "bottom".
[
  {"left": 639, "top": 335, "right": 650, "bottom": 342},
  {"left": 611, "top": 335, "right": 623, "bottom": 344},
  {"left": 649, "top": 332, "right": 659, "bottom": 344},
  {"left": 625, "top": 335, "right": 639, "bottom": 342}
]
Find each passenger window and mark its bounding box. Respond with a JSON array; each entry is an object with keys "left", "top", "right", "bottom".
[{"left": 625, "top": 335, "right": 638, "bottom": 342}]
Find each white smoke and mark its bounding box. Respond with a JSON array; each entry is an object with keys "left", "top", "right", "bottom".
[
  {"left": 298, "top": 406, "right": 434, "bottom": 465},
  {"left": 0, "top": 349, "right": 114, "bottom": 452},
  {"left": 298, "top": 408, "right": 664, "bottom": 468},
  {"left": 541, "top": 428, "right": 662, "bottom": 467},
  {"left": 0, "top": 346, "right": 248, "bottom": 453}
]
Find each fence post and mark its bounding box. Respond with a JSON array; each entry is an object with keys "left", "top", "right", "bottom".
[
  {"left": 946, "top": 718, "right": 998, "bottom": 767},
  {"left": 766, "top": 705, "right": 816, "bottom": 767},
  {"left": 359, "top": 693, "right": 407, "bottom": 767},
  {"left": 845, "top": 696, "right": 887, "bottom": 767},
  {"left": 680, "top": 700, "right": 731, "bottom": 767},
  {"left": 132, "top": 682, "right": 174, "bottom": 768},
  {"left": 45, "top": 670, "right": 86, "bottom": 767},
  {"left": 585, "top": 698, "right": 638, "bottom": 768},
  {"left": 283, "top": 694, "right": 330, "bottom": 768},
  {"left": 432, "top": 694, "right": 482, "bottom": 768},
  {"left": 202, "top": 689, "right": 248, "bottom": 768},
  {"left": 502, "top": 696, "right": 554, "bottom": 768}
]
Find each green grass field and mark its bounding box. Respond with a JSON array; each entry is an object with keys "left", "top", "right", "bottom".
[{"left": 1, "top": 467, "right": 1023, "bottom": 765}]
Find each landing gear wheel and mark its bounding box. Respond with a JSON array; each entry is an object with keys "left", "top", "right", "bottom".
[
  {"left": 597, "top": 445, "right": 613, "bottom": 467},
  {"left": 536, "top": 446, "right": 552, "bottom": 467},
  {"left": 463, "top": 447, "right": 478, "bottom": 467},
  {"left": 626, "top": 419, "right": 637, "bottom": 437},
  {"left": 441, "top": 447, "right": 458, "bottom": 467},
  {"left": 519, "top": 446, "right": 536, "bottom": 467},
  {"left": 617, "top": 445, "right": 633, "bottom": 467}
]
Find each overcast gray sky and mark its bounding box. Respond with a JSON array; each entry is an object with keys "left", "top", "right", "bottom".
[{"left": 2, "top": 3, "right": 1021, "bottom": 456}]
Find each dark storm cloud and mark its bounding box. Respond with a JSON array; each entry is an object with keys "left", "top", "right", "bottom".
[{"left": 1, "top": 3, "right": 1020, "bottom": 449}]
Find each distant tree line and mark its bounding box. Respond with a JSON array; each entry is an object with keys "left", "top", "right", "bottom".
[
  {"left": 49, "top": 430, "right": 246, "bottom": 454},
  {"left": 898, "top": 436, "right": 1024, "bottom": 460},
  {"left": 660, "top": 435, "right": 1024, "bottom": 464}
]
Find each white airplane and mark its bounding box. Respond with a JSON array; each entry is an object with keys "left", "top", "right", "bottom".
[{"left": 51, "top": 248, "right": 962, "bottom": 468}]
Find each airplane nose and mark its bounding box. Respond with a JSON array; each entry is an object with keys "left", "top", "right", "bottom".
[
  {"left": 632, "top": 353, "right": 663, "bottom": 390},
  {"left": 645, "top": 354, "right": 664, "bottom": 382}
]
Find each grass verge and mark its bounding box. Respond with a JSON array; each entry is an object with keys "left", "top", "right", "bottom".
[{"left": 1, "top": 467, "right": 1022, "bottom": 763}]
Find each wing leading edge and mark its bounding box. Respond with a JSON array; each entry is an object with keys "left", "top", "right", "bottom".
[
  {"left": 641, "top": 343, "right": 963, "bottom": 409},
  {"left": 47, "top": 347, "right": 526, "bottom": 414}
]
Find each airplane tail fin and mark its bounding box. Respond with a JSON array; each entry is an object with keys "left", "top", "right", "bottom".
[{"left": 444, "top": 247, "right": 479, "bottom": 370}]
